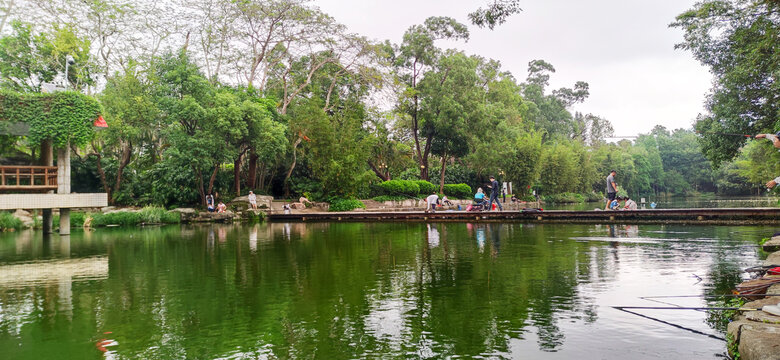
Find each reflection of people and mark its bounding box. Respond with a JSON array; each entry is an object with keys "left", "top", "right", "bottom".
[
  {"left": 217, "top": 201, "right": 227, "bottom": 213},
  {"left": 489, "top": 223, "right": 501, "bottom": 257},
  {"left": 426, "top": 223, "right": 440, "bottom": 247},
  {"left": 755, "top": 132, "right": 780, "bottom": 189},
  {"left": 476, "top": 225, "right": 486, "bottom": 253},
  {"left": 248, "top": 191, "right": 257, "bottom": 210},
  {"left": 605, "top": 170, "right": 617, "bottom": 210}
]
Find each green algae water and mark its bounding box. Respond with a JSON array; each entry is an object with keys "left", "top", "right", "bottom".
[{"left": 0, "top": 222, "right": 770, "bottom": 359}]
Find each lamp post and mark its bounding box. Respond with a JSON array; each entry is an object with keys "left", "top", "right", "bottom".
[{"left": 64, "top": 55, "right": 75, "bottom": 90}]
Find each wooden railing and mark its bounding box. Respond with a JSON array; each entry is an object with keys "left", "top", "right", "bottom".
[{"left": 0, "top": 166, "right": 57, "bottom": 191}]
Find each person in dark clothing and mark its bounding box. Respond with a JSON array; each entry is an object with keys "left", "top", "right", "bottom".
[{"left": 487, "top": 175, "right": 503, "bottom": 211}]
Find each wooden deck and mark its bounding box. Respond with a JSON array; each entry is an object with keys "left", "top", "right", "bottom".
[
  {"left": 268, "top": 208, "right": 780, "bottom": 225},
  {"left": 0, "top": 165, "right": 57, "bottom": 191}
]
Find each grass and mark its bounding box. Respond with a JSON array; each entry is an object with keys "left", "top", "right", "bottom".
[
  {"left": 0, "top": 211, "right": 23, "bottom": 231},
  {"left": 89, "top": 206, "right": 180, "bottom": 227}
]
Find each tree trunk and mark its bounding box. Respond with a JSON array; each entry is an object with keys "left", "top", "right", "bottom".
[
  {"left": 259, "top": 163, "right": 267, "bottom": 191},
  {"left": 196, "top": 167, "right": 205, "bottom": 206},
  {"left": 113, "top": 141, "right": 132, "bottom": 203},
  {"left": 368, "top": 161, "right": 389, "bottom": 181},
  {"left": 283, "top": 137, "right": 303, "bottom": 197},
  {"left": 233, "top": 152, "right": 243, "bottom": 196},
  {"left": 90, "top": 152, "right": 111, "bottom": 202},
  {"left": 247, "top": 150, "right": 258, "bottom": 189},
  {"left": 439, "top": 154, "right": 447, "bottom": 193},
  {"left": 207, "top": 164, "right": 219, "bottom": 195}
]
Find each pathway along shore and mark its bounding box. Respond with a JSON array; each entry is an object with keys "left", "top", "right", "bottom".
[{"left": 268, "top": 207, "right": 780, "bottom": 225}]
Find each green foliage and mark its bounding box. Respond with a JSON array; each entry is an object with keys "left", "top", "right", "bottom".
[
  {"left": 328, "top": 198, "right": 366, "bottom": 212},
  {"left": 415, "top": 180, "right": 436, "bottom": 195},
  {"left": 0, "top": 90, "right": 102, "bottom": 147},
  {"left": 89, "top": 208, "right": 180, "bottom": 227},
  {"left": 377, "top": 180, "right": 421, "bottom": 197},
  {"left": 673, "top": 0, "right": 779, "bottom": 165},
  {"left": 0, "top": 211, "right": 22, "bottom": 231},
  {"left": 70, "top": 212, "right": 86, "bottom": 228},
  {"left": 469, "top": 0, "right": 522, "bottom": 30},
  {"left": 543, "top": 192, "right": 585, "bottom": 204},
  {"left": 442, "top": 183, "right": 472, "bottom": 199},
  {"left": 138, "top": 206, "right": 180, "bottom": 224}
]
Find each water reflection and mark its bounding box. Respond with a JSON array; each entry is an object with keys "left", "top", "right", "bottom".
[{"left": 0, "top": 223, "right": 770, "bottom": 359}]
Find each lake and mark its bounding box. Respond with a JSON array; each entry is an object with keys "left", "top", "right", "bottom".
[{"left": 0, "top": 222, "right": 770, "bottom": 359}]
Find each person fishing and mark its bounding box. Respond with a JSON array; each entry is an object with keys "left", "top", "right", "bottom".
[
  {"left": 487, "top": 175, "right": 503, "bottom": 211},
  {"left": 755, "top": 131, "right": 780, "bottom": 189},
  {"left": 605, "top": 170, "right": 618, "bottom": 210}
]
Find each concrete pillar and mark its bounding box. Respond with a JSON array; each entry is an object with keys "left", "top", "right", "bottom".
[
  {"left": 57, "top": 144, "right": 70, "bottom": 194},
  {"left": 59, "top": 208, "right": 70, "bottom": 235},
  {"left": 42, "top": 209, "right": 53, "bottom": 234},
  {"left": 57, "top": 143, "right": 70, "bottom": 235},
  {"left": 42, "top": 139, "right": 54, "bottom": 234}
]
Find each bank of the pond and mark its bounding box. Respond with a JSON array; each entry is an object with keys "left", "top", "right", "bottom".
[{"left": 727, "top": 236, "right": 780, "bottom": 360}]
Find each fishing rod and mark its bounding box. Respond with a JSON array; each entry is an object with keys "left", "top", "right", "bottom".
[
  {"left": 613, "top": 305, "right": 780, "bottom": 316},
  {"left": 613, "top": 307, "right": 726, "bottom": 341},
  {"left": 694, "top": 131, "right": 754, "bottom": 138},
  {"left": 641, "top": 294, "right": 780, "bottom": 299}
]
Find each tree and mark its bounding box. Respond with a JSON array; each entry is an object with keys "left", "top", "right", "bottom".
[
  {"left": 468, "top": 0, "right": 522, "bottom": 30},
  {"left": 395, "top": 16, "right": 469, "bottom": 180},
  {"left": 672, "top": 0, "right": 779, "bottom": 165}
]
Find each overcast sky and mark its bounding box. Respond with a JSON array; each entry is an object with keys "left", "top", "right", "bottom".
[{"left": 314, "top": 0, "right": 712, "bottom": 137}]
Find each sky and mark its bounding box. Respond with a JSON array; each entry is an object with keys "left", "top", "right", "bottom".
[{"left": 314, "top": 0, "right": 713, "bottom": 137}]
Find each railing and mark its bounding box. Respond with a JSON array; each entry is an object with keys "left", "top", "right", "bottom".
[{"left": 0, "top": 166, "right": 58, "bottom": 191}]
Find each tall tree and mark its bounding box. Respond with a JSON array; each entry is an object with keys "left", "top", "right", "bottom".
[
  {"left": 395, "top": 16, "right": 469, "bottom": 180},
  {"left": 672, "top": 0, "right": 779, "bottom": 165}
]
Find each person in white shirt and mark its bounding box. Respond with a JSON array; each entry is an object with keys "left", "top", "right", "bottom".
[
  {"left": 425, "top": 193, "right": 440, "bottom": 213},
  {"left": 623, "top": 196, "right": 637, "bottom": 210},
  {"left": 755, "top": 132, "right": 780, "bottom": 189},
  {"left": 248, "top": 191, "right": 257, "bottom": 210}
]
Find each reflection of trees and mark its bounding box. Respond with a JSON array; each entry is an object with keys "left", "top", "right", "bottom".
[{"left": 3, "top": 222, "right": 758, "bottom": 358}]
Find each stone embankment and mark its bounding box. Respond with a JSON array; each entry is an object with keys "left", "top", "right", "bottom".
[{"left": 727, "top": 236, "right": 780, "bottom": 360}]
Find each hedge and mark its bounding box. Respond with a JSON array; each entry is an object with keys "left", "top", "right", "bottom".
[
  {"left": 415, "top": 180, "right": 436, "bottom": 195},
  {"left": 329, "top": 198, "right": 366, "bottom": 212},
  {"left": 443, "top": 183, "right": 472, "bottom": 199},
  {"left": 377, "top": 180, "right": 420, "bottom": 197}
]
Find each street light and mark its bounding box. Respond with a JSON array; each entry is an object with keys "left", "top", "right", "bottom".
[{"left": 64, "top": 55, "right": 75, "bottom": 90}]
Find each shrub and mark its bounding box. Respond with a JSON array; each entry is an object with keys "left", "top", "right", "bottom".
[
  {"left": 522, "top": 195, "right": 537, "bottom": 202},
  {"left": 543, "top": 192, "right": 585, "bottom": 203},
  {"left": 377, "top": 180, "right": 420, "bottom": 197},
  {"left": 584, "top": 191, "right": 603, "bottom": 202},
  {"left": 139, "top": 206, "right": 168, "bottom": 223},
  {"left": 328, "top": 198, "right": 366, "bottom": 212},
  {"left": 443, "top": 183, "right": 472, "bottom": 199},
  {"left": 70, "top": 212, "right": 87, "bottom": 228},
  {"left": 160, "top": 211, "right": 181, "bottom": 224},
  {"left": 0, "top": 212, "right": 22, "bottom": 231},
  {"left": 415, "top": 180, "right": 436, "bottom": 195}
]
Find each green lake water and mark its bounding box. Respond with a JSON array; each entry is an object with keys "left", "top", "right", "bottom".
[{"left": 0, "top": 222, "right": 771, "bottom": 359}]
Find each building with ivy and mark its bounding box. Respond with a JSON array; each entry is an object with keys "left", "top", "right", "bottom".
[{"left": 0, "top": 90, "right": 108, "bottom": 235}]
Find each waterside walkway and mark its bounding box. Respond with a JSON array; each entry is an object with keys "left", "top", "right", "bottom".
[{"left": 269, "top": 207, "right": 780, "bottom": 225}]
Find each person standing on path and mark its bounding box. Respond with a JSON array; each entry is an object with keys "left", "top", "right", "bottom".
[
  {"left": 605, "top": 170, "right": 618, "bottom": 210},
  {"left": 487, "top": 175, "right": 503, "bottom": 211},
  {"left": 755, "top": 132, "right": 780, "bottom": 189}
]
